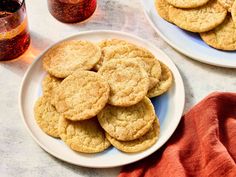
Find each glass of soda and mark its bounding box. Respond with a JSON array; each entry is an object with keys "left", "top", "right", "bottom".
[
  {"left": 47, "top": 0, "right": 97, "bottom": 23},
  {"left": 0, "top": 0, "right": 30, "bottom": 61}
]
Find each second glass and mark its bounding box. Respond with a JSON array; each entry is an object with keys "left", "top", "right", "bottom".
[{"left": 47, "top": 0, "right": 97, "bottom": 23}]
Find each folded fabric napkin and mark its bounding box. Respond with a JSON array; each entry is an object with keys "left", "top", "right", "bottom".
[{"left": 119, "top": 92, "right": 236, "bottom": 177}]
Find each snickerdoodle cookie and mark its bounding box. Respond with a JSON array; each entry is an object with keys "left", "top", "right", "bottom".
[
  {"left": 43, "top": 40, "right": 101, "bottom": 78},
  {"left": 54, "top": 70, "right": 110, "bottom": 121},
  {"left": 98, "top": 97, "right": 155, "bottom": 141}
]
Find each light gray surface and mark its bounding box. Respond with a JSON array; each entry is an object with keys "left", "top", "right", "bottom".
[{"left": 0, "top": 0, "right": 235, "bottom": 177}]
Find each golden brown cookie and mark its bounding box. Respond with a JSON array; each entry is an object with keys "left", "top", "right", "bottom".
[
  {"left": 166, "top": 0, "right": 210, "bottom": 8},
  {"left": 42, "top": 74, "right": 61, "bottom": 97},
  {"left": 200, "top": 16, "right": 236, "bottom": 51},
  {"left": 54, "top": 70, "right": 110, "bottom": 121},
  {"left": 103, "top": 44, "right": 154, "bottom": 63},
  {"left": 98, "top": 59, "right": 149, "bottom": 106},
  {"left": 231, "top": 0, "right": 236, "bottom": 23},
  {"left": 98, "top": 39, "right": 130, "bottom": 49},
  {"left": 34, "top": 96, "right": 61, "bottom": 138},
  {"left": 218, "top": 0, "right": 234, "bottom": 12},
  {"left": 42, "top": 74, "right": 62, "bottom": 105},
  {"left": 147, "top": 62, "right": 173, "bottom": 98},
  {"left": 43, "top": 40, "right": 101, "bottom": 78},
  {"left": 130, "top": 57, "right": 162, "bottom": 89},
  {"left": 155, "top": 0, "right": 173, "bottom": 23},
  {"left": 106, "top": 118, "right": 160, "bottom": 153},
  {"left": 169, "top": 0, "right": 227, "bottom": 32},
  {"left": 93, "top": 39, "right": 132, "bottom": 71},
  {"left": 102, "top": 45, "right": 161, "bottom": 90},
  {"left": 97, "top": 97, "right": 156, "bottom": 141},
  {"left": 59, "top": 117, "right": 111, "bottom": 153}
]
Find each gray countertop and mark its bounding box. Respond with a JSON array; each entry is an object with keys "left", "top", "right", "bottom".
[{"left": 1, "top": 0, "right": 235, "bottom": 176}]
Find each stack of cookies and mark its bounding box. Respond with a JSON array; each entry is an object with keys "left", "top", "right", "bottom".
[
  {"left": 155, "top": 0, "right": 236, "bottom": 51},
  {"left": 34, "top": 39, "right": 173, "bottom": 153}
]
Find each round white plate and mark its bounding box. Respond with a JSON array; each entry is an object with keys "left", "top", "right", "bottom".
[
  {"left": 141, "top": 0, "right": 236, "bottom": 68},
  {"left": 19, "top": 30, "right": 185, "bottom": 168}
]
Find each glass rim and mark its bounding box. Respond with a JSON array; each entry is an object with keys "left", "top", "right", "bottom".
[
  {"left": 0, "top": 0, "right": 26, "bottom": 19},
  {"left": 13, "top": 0, "right": 26, "bottom": 13},
  {"left": 18, "top": 0, "right": 26, "bottom": 11}
]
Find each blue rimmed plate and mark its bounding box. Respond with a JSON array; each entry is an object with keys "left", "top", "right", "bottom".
[{"left": 141, "top": 0, "right": 236, "bottom": 68}]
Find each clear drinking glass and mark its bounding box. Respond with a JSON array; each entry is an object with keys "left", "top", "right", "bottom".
[
  {"left": 47, "top": 0, "right": 97, "bottom": 23},
  {"left": 0, "top": 0, "right": 30, "bottom": 61}
]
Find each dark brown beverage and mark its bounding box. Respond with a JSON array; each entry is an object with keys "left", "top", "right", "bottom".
[
  {"left": 47, "top": 0, "right": 97, "bottom": 23},
  {"left": 0, "top": 0, "right": 30, "bottom": 61}
]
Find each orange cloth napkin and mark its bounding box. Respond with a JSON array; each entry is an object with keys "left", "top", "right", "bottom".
[{"left": 119, "top": 92, "right": 236, "bottom": 177}]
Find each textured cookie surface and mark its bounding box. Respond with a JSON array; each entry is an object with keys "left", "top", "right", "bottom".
[
  {"left": 34, "top": 96, "right": 61, "bottom": 138},
  {"left": 106, "top": 118, "right": 160, "bottom": 153},
  {"left": 169, "top": 0, "right": 227, "bottom": 32},
  {"left": 155, "top": 0, "right": 173, "bottom": 22},
  {"left": 59, "top": 117, "right": 111, "bottom": 153},
  {"left": 94, "top": 39, "right": 131, "bottom": 71},
  {"left": 103, "top": 44, "right": 155, "bottom": 63},
  {"left": 42, "top": 74, "right": 61, "bottom": 105},
  {"left": 97, "top": 97, "right": 156, "bottom": 141},
  {"left": 232, "top": 0, "right": 236, "bottom": 23},
  {"left": 43, "top": 40, "right": 101, "bottom": 78},
  {"left": 130, "top": 57, "right": 161, "bottom": 89},
  {"left": 200, "top": 16, "right": 236, "bottom": 51},
  {"left": 99, "top": 39, "right": 130, "bottom": 49},
  {"left": 102, "top": 45, "right": 161, "bottom": 89},
  {"left": 98, "top": 59, "right": 149, "bottom": 106},
  {"left": 147, "top": 62, "right": 173, "bottom": 98},
  {"left": 166, "top": 0, "right": 210, "bottom": 8},
  {"left": 218, "top": 0, "right": 234, "bottom": 11},
  {"left": 54, "top": 70, "right": 110, "bottom": 121}
]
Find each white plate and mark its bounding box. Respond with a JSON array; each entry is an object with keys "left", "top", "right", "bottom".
[
  {"left": 141, "top": 0, "right": 236, "bottom": 68},
  {"left": 19, "top": 30, "right": 185, "bottom": 168}
]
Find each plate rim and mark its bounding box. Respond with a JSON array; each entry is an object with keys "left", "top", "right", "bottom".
[
  {"left": 140, "top": 0, "right": 236, "bottom": 68},
  {"left": 19, "top": 30, "right": 185, "bottom": 168}
]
